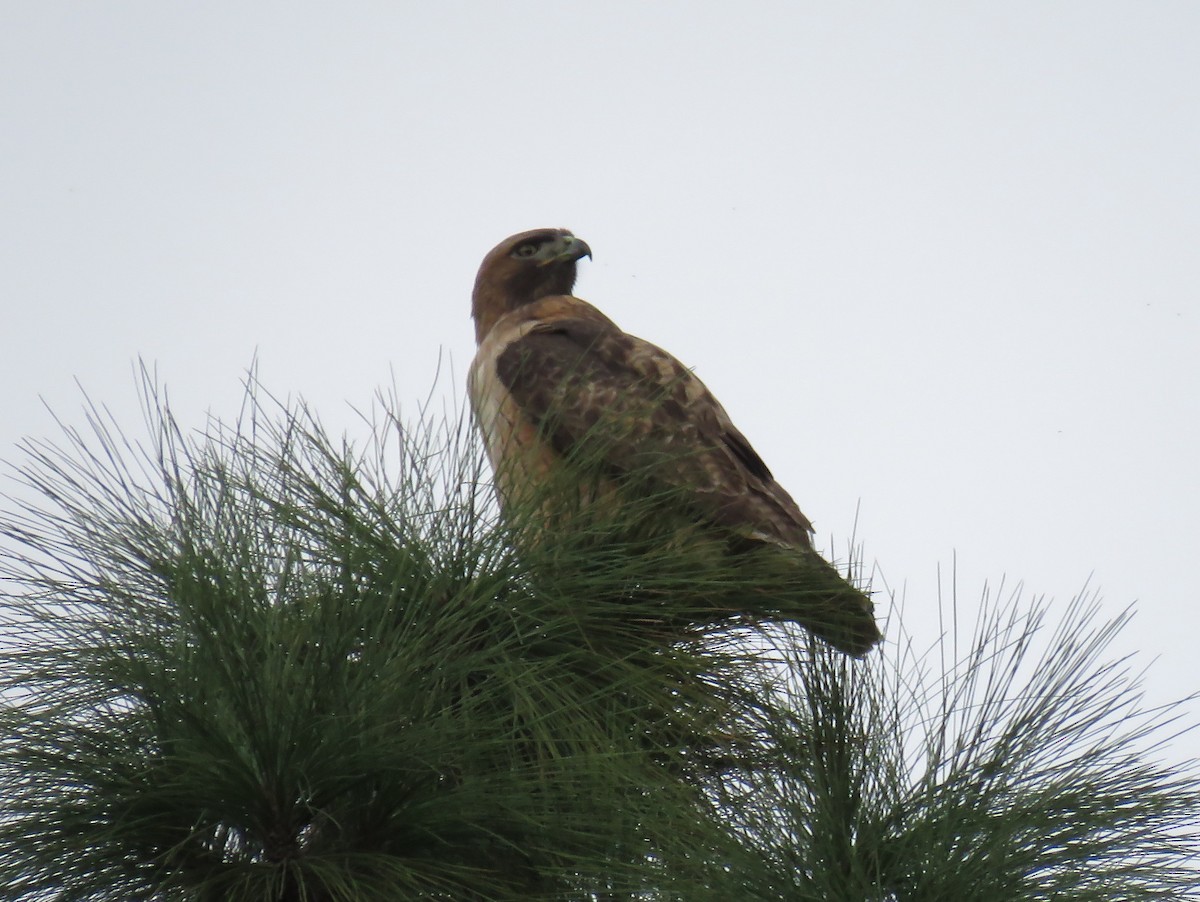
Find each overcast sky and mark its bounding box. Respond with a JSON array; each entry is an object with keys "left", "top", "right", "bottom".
[{"left": 3, "top": 2, "right": 1198, "bottom": 762}]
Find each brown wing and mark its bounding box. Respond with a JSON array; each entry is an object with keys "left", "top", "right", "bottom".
[{"left": 494, "top": 315, "right": 816, "bottom": 551}]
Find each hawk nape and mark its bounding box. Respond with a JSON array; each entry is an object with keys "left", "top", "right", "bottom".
[{"left": 468, "top": 227, "right": 880, "bottom": 656}]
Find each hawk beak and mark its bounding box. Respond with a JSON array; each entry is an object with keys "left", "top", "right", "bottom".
[{"left": 543, "top": 235, "right": 592, "bottom": 265}]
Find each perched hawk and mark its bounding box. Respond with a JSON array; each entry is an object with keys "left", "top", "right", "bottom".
[{"left": 468, "top": 228, "right": 880, "bottom": 655}]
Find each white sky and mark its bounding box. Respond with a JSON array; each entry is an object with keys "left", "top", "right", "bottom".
[{"left": 3, "top": 3, "right": 1198, "bottom": 763}]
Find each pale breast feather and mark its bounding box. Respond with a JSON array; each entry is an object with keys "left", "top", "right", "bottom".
[{"left": 468, "top": 312, "right": 567, "bottom": 508}]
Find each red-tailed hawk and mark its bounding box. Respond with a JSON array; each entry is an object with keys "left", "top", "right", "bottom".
[{"left": 468, "top": 228, "right": 880, "bottom": 655}]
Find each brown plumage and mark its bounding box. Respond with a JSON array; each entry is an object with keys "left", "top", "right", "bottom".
[{"left": 468, "top": 228, "right": 880, "bottom": 655}]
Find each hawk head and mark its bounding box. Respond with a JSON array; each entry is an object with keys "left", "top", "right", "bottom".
[{"left": 472, "top": 228, "right": 592, "bottom": 342}]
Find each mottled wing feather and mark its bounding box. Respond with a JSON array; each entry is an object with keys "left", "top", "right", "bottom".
[{"left": 494, "top": 317, "right": 815, "bottom": 550}]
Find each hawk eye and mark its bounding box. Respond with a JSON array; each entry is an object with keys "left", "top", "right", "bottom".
[{"left": 513, "top": 243, "right": 540, "bottom": 259}]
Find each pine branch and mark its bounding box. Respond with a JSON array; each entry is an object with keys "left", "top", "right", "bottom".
[
  {"left": 0, "top": 374, "right": 749, "bottom": 901},
  {"left": 732, "top": 587, "right": 1200, "bottom": 900},
  {"left": 1, "top": 370, "right": 1196, "bottom": 900}
]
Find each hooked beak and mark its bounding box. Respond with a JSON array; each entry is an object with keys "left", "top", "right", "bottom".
[{"left": 541, "top": 233, "right": 592, "bottom": 265}]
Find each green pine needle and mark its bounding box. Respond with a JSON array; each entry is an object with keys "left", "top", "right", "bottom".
[{"left": 1, "top": 370, "right": 1196, "bottom": 900}]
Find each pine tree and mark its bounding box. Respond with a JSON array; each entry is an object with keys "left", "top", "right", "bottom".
[{"left": 1, "top": 374, "right": 1197, "bottom": 900}]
